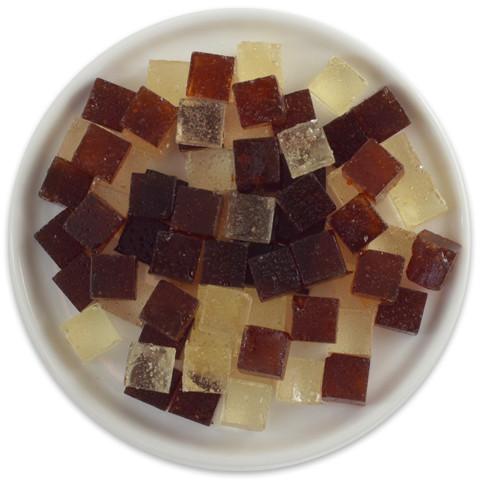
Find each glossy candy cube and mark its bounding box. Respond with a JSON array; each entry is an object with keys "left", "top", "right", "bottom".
[
  {"left": 146, "top": 60, "right": 189, "bottom": 106},
  {"left": 236, "top": 41, "right": 283, "bottom": 86},
  {"left": 90, "top": 254, "right": 137, "bottom": 299},
  {"left": 273, "top": 206, "right": 326, "bottom": 245},
  {"left": 185, "top": 149, "right": 235, "bottom": 191},
  {"left": 245, "top": 287, "right": 288, "bottom": 331},
  {"left": 272, "top": 89, "right": 316, "bottom": 134}
]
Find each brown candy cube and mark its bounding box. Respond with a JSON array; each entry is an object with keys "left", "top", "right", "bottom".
[
  {"left": 138, "top": 324, "right": 192, "bottom": 360},
  {"left": 272, "top": 206, "right": 326, "bottom": 245},
  {"left": 272, "top": 89, "right": 316, "bottom": 134}
]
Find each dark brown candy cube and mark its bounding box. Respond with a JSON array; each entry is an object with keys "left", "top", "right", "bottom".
[
  {"left": 138, "top": 324, "right": 192, "bottom": 359},
  {"left": 273, "top": 206, "right": 326, "bottom": 245},
  {"left": 330, "top": 194, "right": 387, "bottom": 253},
  {"left": 140, "top": 280, "right": 198, "bottom": 341},
  {"left": 245, "top": 242, "right": 278, "bottom": 286},
  {"left": 72, "top": 123, "right": 131, "bottom": 182},
  {"left": 291, "top": 295, "right": 339, "bottom": 343},
  {"left": 352, "top": 250, "right": 404, "bottom": 302},
  {"left": 353, "top": 87, "right": 411, "bottom": 143},
  {"left": 39, "top": 157, "right": 93, "bottom": 208},
  {"left": 149, "top": 231, "right": 202, "bottom": 283},
  {"left": 52, "top": 254, "right": 92, "bottom": 311},
  {"left": 291, "top": 230, "right": 347, "bottom": 286},
  {"left": 375, "top": 287, "right": 428, "bottom": 335},
  {"left": 34, "top": 208, "right": 84, "bottom": 268},
  {"left": 232, "top": 76, "right": 286, "bottom": 128},
  {"left": 187, "top": 51, "right": 235, "bottom": 102},
  {"left": 121, "top": 86, "right": 177, "bottom": 146},
  {"left": 342, "top": 139, "right": 404, "bottom": 200},
  {"left": 171, "top": 185, "right": 223, "bottom": 238},
  {"left": 237, "top": 326, "right": 291, "bottom": 379},
  {"left": 64, "top": 192, "right": 124, "bottom": 251},
  {"left": 406, "top": 230, "right": 461, "bottom": 290},
  {"left": 201, "top": 239, "right": 248, "bottom": 287},
  {"left": 81, "top": 78, "right": 135, "bottom": 132},
  {"left": 233, "top": 137, "right": 280, "bottom": 193},
  {"left": 90, "top": 254, "right": 137, "bottom": 299},
  {"left": 272, "top": 89, "right": 316, "bottom": 134},
  {"left": 322, "top": 353, "right": 370, "bottom": 405},
  {"left": 248, "top": 246, "right": 301, "bottom": 301}
]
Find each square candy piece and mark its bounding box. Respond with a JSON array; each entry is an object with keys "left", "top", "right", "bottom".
[
  {"left": 309, "top": 57, "right": 367, "bottom": 115},
  {"left": 291, "top": 230, "right": 347, "bottom": 286},
  {"left": 236, "top": 41, "right": 283, "bottom": 86},
  {"left": 353, "top": 250, "right": 404, "bottom": 302},
  {"left": 291, "top": 295, "right": 339, "bottom": 343},
  {"left": 406, "top": 230, "right": 461, "bottom": 290},
  {"left": 343, "top": 139, "right": 404, "bottom": 200},
  {"left": 90, "top": 254, "right": 137, "bottom": 299},
  {"left": 61, "top": 304, "right": 120, "bottom": 362},
  {"left": 329, "top": 194, "right": 387, "bottom": 253},
  {"left": 278, "top": 120, "right": 334, "bottom": 179},
  {"left": 273, "top": 206, "right": 326, "bottom": 245},
  {"left": 245, "top": 287, "right": 288, "bottom": 331},
  {"left": 121, "top": 86, "right": 177, "bottom": 147},
  {"left": 222, "top": 378, "right": 274, "bottom": 431},
  {"left": 245, "top": 243, "right": 278, "bottom": 285},
  {"left": 146, "top": 60, "right": 189, "bottom": 106},
  {"left": 185, "top": 149, "right": 235, "bottom": 191},
  {"left": 124, "top": 342, "right": 176, "bottom": 393},
  {"left": 149, "top": 231, "right": 202, "bottom": 283},
  {"left": 353, "top": 87, "right": 411, "bottom": 142},
  {"left": 176, "top": 98, "right": 226, "bottom": 148},
  {"left": 171, "top": 185, "right": 223, "bottom": 237},
  {"left": 322, "top": 353, "right": 370, "bottom": 404},
  {"left": 224, "top": 192, "right": 276, "bottom": 244},
  {"left": 81, "top": 78, "right": 135, "bottom": 131},
  {"left": 201, "top": 240, "right": 248, "bottom": 287},
  {"left": 140, "top": 280, "right": 198, "bottom": 341},
  {"left": 39, "top": 157, "right": 93, "bottom": 208},
  {"left": 72, "top": 124, "right": 131, "bottom": 182},
  {"left": 187, "top": 52, "right": 235, "bottom": 102},
  {"left": 237, "top": 326, "right": 291, "bottom": 379},
  {"left": 232, "top": 75, "right": 285, "bottom": 128},
  {"left": 34, "top": 209, "right": 84, "bottom": 268},
  {"left": 272, "top": 89, "right": 316, "bottom": 134}
]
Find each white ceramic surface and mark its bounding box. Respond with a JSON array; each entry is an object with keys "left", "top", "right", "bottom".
[{"left": 8, "top": 9, "right": 471, "bottom": 471}]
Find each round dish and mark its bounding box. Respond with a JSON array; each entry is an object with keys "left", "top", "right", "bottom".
[{"left": 8, "top": 8, "right": 471, "bottom": 471}]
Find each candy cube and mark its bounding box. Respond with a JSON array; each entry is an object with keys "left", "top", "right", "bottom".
[
  {"left": 201, "top": 239, "right": 248, "bottom": 287},
  {"left": 383, "top": 133, "right": 448, "bottom": 226},
  {"left": 176, "top": 98, "right": 226, "bottom": 148},
  {"left": 185, "top": 149, "right": 235, "bottom": 191},
  {"left": 171, "top": 185, "right": 223, "bottom": 237},
  {"left": 291, "top": 295, "right": 339, "bottom": 343},
  {"left": 352, "top": 250, "right": 404, "bottom": 302},
  {"left": 146, "top": 60, "right": 189, "bottom": 106},
  {"left": 61, "top": 304, "right": 120, "bottom": 362},
  {"left": 406, "top": 230, "right": 461, "bottom": 290},
  {"left": 138, "top": 322, "right": 191, "bottom": 359},
  {"left": 291, "top": 231, "right": 347, "bottom": 286},
  {"left": 232, "top": 76, "right": 285, "bottom": 128},
  {"left": 90, "top": 254, "right": 136, "bottom": 299},
  {"left": 57, "top": 118, "right": 90, "bottom": 161},
  {"left": 276, "top": 357, "right": 324, "bottom": 404},
  {"left": 236, "top": 41, "right": 283, "bottom": 86},
  {"left": 221, "top": 378, "right": 274, "bottom": 431},
  {"left": 322, "top": 353, "right": 370, "bottom": 404},
  {"left": 272, "top": 89, "right": 316, "bottom": 134},
  {"left": 124, "top": 342, "right": 176, "bottom": 393},
  {"left": 245, "top": 243, "right": 278, "bottom": 285},
  {"left": 89, "top": 178, "right": 129, "bottom": 217},
  {"left": 245, "top": 287, "right": 288, "bottom": 331},
  {"left": 329, "top": 194, "right": 387, "bottom": 252},
  {"left": 326, "top": 167, "right": 357, "bottom": 206},
  {"left": 309, "top": 57, "right": 367, "bottom": 115},
  {"left": 353, "top": 87, "right": 410, "bottom": 142},
  {"left": 277, "top": 120, "right": 334, "bottom": 179},
  {"left": 273, "top": 206, "right": 326, "bottom": 245}
]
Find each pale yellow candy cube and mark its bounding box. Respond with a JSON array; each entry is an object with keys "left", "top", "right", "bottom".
[
  {"left": 367, "top": 226, "right": 416, "bottom": 269},
  {"left": 146, "top": 60, "right": 190, "bottom": 106},
  {"left": 57, "top": 118, "right": 90, "bottom": 160},
  {"left": 185, "top": 149, "right": 235, "bottom": 191},
  {"left": 89, "top": 178, "right": 129, "bottom": 217},
  {"left": 245, "top": 288, "right": 288, "bottom": 331}
]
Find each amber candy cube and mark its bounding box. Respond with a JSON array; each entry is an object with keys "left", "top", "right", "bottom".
[
  {"left": 406, "top": 230, "right": 461, "bottom": 290},
  {"left": 232, "top": 75, "right": 286, "bottom": 128},
  {"left": 272, "top": 89, "right": 316, "bottom": 134},
  {"left": 138, "top": 324, "right": 192, "bottom": 360},
  {"left": 329, "top": 194, "right": 387, "bottom": 253}
]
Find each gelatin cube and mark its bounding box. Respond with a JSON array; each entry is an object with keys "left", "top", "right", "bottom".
[
  {"left": 322, "top": 353, "right": 370, "bottom": 404},
  {"left": 81, "top": 78, "right": 135, "bottom": 131},
  {"left": 406, "top": 229, "right": 461, "bottom": 290},
  {"left": 90, "top": 254, "right": 136, "bottom": 300},
  {"left": 224, "top": 192, "right": 276, "bottom": 244},
  {"left": 326, "top": 167, "right": 358, "bottom": 206},
  {"left": 89, "top": 178, "right": 129, "bottom": 217},
  {"left": 185, "top": 149, "right": 235, "bottom": 191},
  {"left": 57, "top": 118, "right": 90, "bottom": 161},
  {"left": 291, "top": 295, "right": 339, "bottom": 343},
  {"left": 221, "top": 378, "right": 274, "bottom": 431},
  {"left": 146, "top": 60, "right": 189, "bottom": 106},
  {"left": 232, "top": 76, "right": 285, "bottom": 128},
  {"left": 272, "top": 206, "right": 326, "bottom": 245},
  {"left": 352, "top": 250, "right": 404, "bottom": 302},
  {"left": 121, "top": 86, "right": 177, "bottom": 147},
  {"left": 124, "top": 342, "right": 176, "bottom": 393},
  {"left": 353, "top": 87, "right": 410, "bottom": 142},
  {"left": 245, "top": 287, "right": 288, "bottom": 331},
  {"left": 138, "top": 323, "right": 191, "bottom": 359},
  {"left": 329, "top": 194, "right": 387, "bottom": 253},
  {"left": 272, "top": 89, "right": 316, "bottom": 134},
  {"left": 277, "top": 120, "right": 334, "bottom": 179},
  {"left": 245, "top": 243, "right": 278, "bottom": 285},
  {"left": 383, "top": 133, "right": 448, "bottom": 226},
  {"left": 34, "top": 209, "right": 84, "bottom": 268},
  {"left": 276, "top": 357, "right": 324, "bottom": 404},
  {"left": 61, "top": 303, "right": 120, "bottom": 362},
  {"left": 176, "top": 98, "right": 226, "bottom": 148}
]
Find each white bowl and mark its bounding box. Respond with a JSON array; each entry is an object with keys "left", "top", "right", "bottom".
[{"left": 8, "top": 8, "right": 471, "bottom": 471}]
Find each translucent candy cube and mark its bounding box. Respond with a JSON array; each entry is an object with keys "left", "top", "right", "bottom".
[
  {"left": 124, "top": 342, "right": 176, "bottom": 393},
  {"left": 185, "top": 149, "right": 235, "bottom": 191},
  {"left": 245, "top": 287, "right": 288, "bottom": 331},
  {"left": 309, "top": 57, "right": 367, "bottom": 115},
  {"left": 146, "top": 60, "right": 190, "bottom": 106},
  {"left": 57, "top": 118, "right": 90, "bottom": 161},
  {"left": 90, "top": 178, "right": 129, "bottom": 217},
  {"left": 383, "top": 133, "right": 448, "bottom": 227},
  {"left": 61, "top": 304, "right": 121, "bottom": 362}
]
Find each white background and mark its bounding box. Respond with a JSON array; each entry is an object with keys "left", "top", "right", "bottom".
[{"left": 1, "top": 0, "right": 478, "bottom": 478}]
